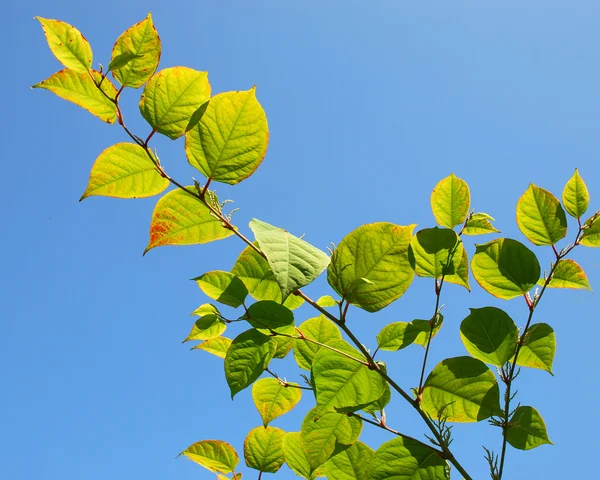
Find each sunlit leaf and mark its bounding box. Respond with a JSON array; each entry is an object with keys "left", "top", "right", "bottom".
[
  {"left": 515, "top": 323, "right": 555, "bottom": 374},
  {"left": 361, "top": 362, "right": 391, "bottom": 415},
  {"left": 316, "top": 295, "right": 337, "bottom": 307},
  {"left": 246, "top": 300, "right": 295, "bottom": 335},
  {"left": 184, "top": 314, "right": 227, "bottom": 342},
  {"left": 180, "top": 440, "right": 239, "bottom": 474},
  {"left": 273, "top": 336, "right": 294, "bottom": 359},
  {"left": 194, "top": 271, "right": 248, "bottom": 308},
  {"left": 462, "top": 213, "right": 500, "bottom": 236},
  {"left": 283, "top": 432, "right": 325, "bottom": 479},
  {"left": 191, "top": 336, "right": 232, "bottom": 358},
  {"left": 37, "top": 17, "right": 92, "bottom": 73},
  {"left": 431, "top": 173, "right": 470, "bottom": 229},
  {"left": 294, "top": 316, "right": 342, "bottom": 371},
  {"left": 376, "top": 319, "right": 441, "bottom": 352},
  {"left": 543, "top": 259, "right": 592, "bottom": 291},
  {"left": 516, "top": 184, "right": 567, "bottom": 246},
  {"left": 191, "top": 303, "right": 220, "bottom": 317},
  {"left": 562, "top": 169, "right": 589, "bottom": 219},
  {"left": 252, "top": 377, "right": 302, "bottom": 427},
  {"left": 107, "top": 52, "right": 144, "bottom": 73},
  {"left": 580, "top": 213, "right": 600, "bottom": 247},
  {"left": 324, "top": 441, "right": 374, "bottom": 480},
  {"left": 506, "top": 406, "right": 552, "bottom": 450},
  {"left": 244, "top": 426, "right": 286, "bottom": 473}
]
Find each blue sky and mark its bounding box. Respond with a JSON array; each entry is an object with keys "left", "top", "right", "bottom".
[{"left": 4, "top": 1, "right": 600, "bottom": 478}]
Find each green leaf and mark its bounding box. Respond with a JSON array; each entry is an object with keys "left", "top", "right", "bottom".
[
  {"left": 516, "top": 184, "right": 568, "bottom": 246},
  {"left": 144, "top": 188, "right": 233, "bottom": 253},
  {"left": 421, "top": 356, "right": 501, "bottom": 422},
  {"left": 186, "top": 88, "right": 269, "bottom": 184},
  {"left": 179, "top": 440, "right": 239, "bottom": 474},
  {"left": 460, "top": 307, "right": 518, "bottom": 366},
  {"left": 312, "top": 339, "right": 386, "bottom": 415},
  {"left": 580, "top": 213, "right": 600, "bottom": 247},
  {"left": 191, "top": 336, "right": 232, "bottom": 358},
  {"left": 194, "top": 271, "right": 248, "bottom": 308},
  {"left": 445, "top": 247, "right": 471, "bottom": 290},
  {"left": 471, "top": 238, "right": 540, "bottom": 299},
  {"left": 544, "top": 259, "right": 592, "bottom": 291},
  {"left": 324, "top": 441, "right": 374, "bottom": 480},
  {"left": 361, "top": 362, "right": 391, "bottom": 415},
  {"left": 369, "top": 435, "right": 449, "bottom": 480},
  {"left": 191, "top": 303, "right": 221, "bottom": 317},
  {"left": 294, "top": 316, "right": 342, "bottom": 371},
  {"left": 244, "top": 426, "right": 286, "bottom": 473},
  {"left": 411, "top": 318, "right": 443, "bottom": 347},
  {"left": 562, "top": 169, "right": 589, "bottom": 219},
  {"left": 246, "top": 301, "right": 295, "bottom": 335},
  {"left": 515, "top": 323, "right": 555, "bottom": 374},
  {"left": 139, "top": 66, "right": 211, "bottom": 140},
  {"left": 80, "top": 143, "right": 168, "bottom": 200},
  {"left": 36, "top": 17, "right": 92, "bottom": 73},
  {"left": 300, "top": 408, "right": 362, "bottom": 473},
  {"left": 316, "top": 295, "right": 337, "bottom": 307},
  {"left": 506, "top": 406, "right": 552, "bottom": 450},
  {"left": 110, "top": 13, "right": 161, "bottom": 88},
  {"left": 376, "top": 319, "right": 441, "bottom": 352},
  {"left": 32, "top": 69, "right": 117, "bottom": 123},
  {"left": 224, "top": 329, "right": 276, "bottom": 398},
  {"left": 184, "top": 314, "right": 227, "bottom": 342},
  {"left": 231, "top": 244, "right": 304, "bottom": 310},
  {"left": 283, "top": 432, "right": 325, "bottom": 479},
  {"left": 431, "top": 173, "right": 470, "bottom": 229},
  {"left": 462, "top": 213, "right": 500, "bottom": 236},
  {"left": 252, "top": 377, "right": 302, "bottom": 427},
  {"left": 327, "top": 222, "right": 415, "bottom": 312},
  {"left": 273, "top": 336, "right": 295, "bottom": 359},
  {"left": 249, "top": 219, "right": 330, "bottom": 301}
]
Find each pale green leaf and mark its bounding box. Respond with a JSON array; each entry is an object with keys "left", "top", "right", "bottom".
[
  {"left": 516, "top": 184, "right": 567, "bottom": 246},
  {"left": 283, "top": 432, "right": 325, "bottom": 479},
  {"left": 179, "top": 440, "right": 239, "bottom": 474},
  {"left": 184, "top": 314, "right": 227, "bottom": 342},
  {"left": 324, "top": 441, "right": 374, "bottom": 480},
  {"left": 316, "top": 295, "right": 337, "bottom": 307},
  {"left": 191, "top": 303, "right": 221, "bottom": 317},
  {"left": 246, "top": 300, "right": 295, "bottom": 335},
  {"left": 431, "top": 173, "right": 470, "bottom": 229},
  {"left": 252, "top": 377, "right": 302, "bottom": 427},
  {"left": 580, "top": 212, "right": 600, "bottom": 247},
  {"left": 244, "top": 426, "right": 286, "bottom": 473},
  {"left": 361, "top": 362, "right": 391, "bottom": 415},
  {"left": 37, "top": 17, "right": 92, "bottom": 73},
  {"left": 562, "top": 169, "right": 589, "bottom": 219},
  {"left": 515, "top": 323, "right": 555, "bottom": 374},
  {"left": 273, "top": 336, "right": 295, "bottom": 359},
  {"left": 376, "top": 318, "right": 441, "bottom": 352},
  {"left": 107, "top": 53, "right": 144, "bottom": 73},
  {"left": 294, "top": 316, "right": 342, "bottom": 371},
  {"left": 462, "top": 213, "right": 500, "bottom": 236},
  {"left": 194, "top": 271, "right": 248, "bottom": 308},
  {"left": 191, "top": 336, "right": 232, "bottom": 358},
  {"left": 506, "top": 406, "right": 552, "bottom": 450},
  {"left": 544, "top": 259, "right": 592, "bottom": 291}
]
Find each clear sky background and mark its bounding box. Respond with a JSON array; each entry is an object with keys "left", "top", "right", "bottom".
[{"left": 3, "top": 1, "right": 600, "bottom": 479}]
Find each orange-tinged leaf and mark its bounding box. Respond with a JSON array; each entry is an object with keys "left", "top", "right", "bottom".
[{"left": 36, "top": 17, "right": 93, "bottom": 73}]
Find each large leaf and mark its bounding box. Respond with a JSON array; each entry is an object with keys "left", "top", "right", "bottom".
[
  {"left": 245, "top": 301, "right": 295, "bottom": 335},
  {"left": 311, "top": 339, "right": 386, "bottom": 415},
  {"left": 471, "top": 238, "right": 540, "bottom": 299},
  {"left": 33, "top": 69, "right": 117, "bottom": 123},
  {"left": 111, "top": 13, "right": 161, "bottom": 88},
  {"left": 506, "top": 406, "right": 552, "bottom": 450},
  {"left": 430, "top": 173, "right": 471, "bottom": 229},
  {"left": 180, "top": 440, "right": 239, "bottom": 474},
  {"left": 324, "top": 441, "right": 374, "bottom": 480},
  {"left": 328, "top": 223, "right": 415, "bottom": 312},
  {"left": 580, "top": 213, "right": 600, "bottom": 247},
  {"left": 300, "top": 408, "right": 362, "bottom": 473},
  {"left": 139, "top": 66, "right": 211, "bottom": 139},
  {"left": 224, "top": 329, "right": 276, "bottom": 398},
  {"left": 184, "top": 314, "right": 227, "bottom": 342},
  {"left": 369, "top": 435, "right": 449, "bottom": 480},
  {"left": 244, "top": 426, "right": 286, "bottom": 473},
  {"left": 516, "top": 184, "right": 567, "bottom": 246},
  {"left": 283, "top": 433, "right": 325, "bottom": 479},
  {"left": 192, "top": 336, "right": 232, "bottom": 358},
  {"left": 186, "top": 88, "right": 269, "bottom": 184},
  {"left": 252, "top": 377, "right": 302, "bottom": 427},
  {"left": 80, "top": 143, "right": 168, "bottom": 200},
  {"left": 462, "top": 213, "right": 500, "bottom": 236},
  {"left": 460, "top": 307, "right": 518, "bottom": 366},
  {"left": 376, "top": 319, "right": 441, "bottom": 352},
  {"left": 249, "top": 219, "right": 330, "bottom": 301},
  {"left": 231, "top": 244, "right": 304, "bottom": 309},
  {"left": 562, "top": 169, "right": 589, "bottom": 219},
  {"left": 194, "top": 271, "right": 248, "bottom": 308},
  {"left": 37, "top": 17, "right": 92, "bottom": 73},
  {"left": 144, "top": 188, "right": 233, "bottom": 253},
  {"left": 421, "top": 356, "right": 501, "bottom": 422},
  {"left": 294, "top": 315, "right": 342, "bottom": 370},
  {"left": 515, "top": 323, "right": 555, "bottom": 374},
  {"left": 544, "top": 259, "right": 592, "bottom": 291}
]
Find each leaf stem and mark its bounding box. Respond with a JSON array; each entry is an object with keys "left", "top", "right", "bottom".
[{"left": 264, "top": 367, "right": 313, "bottom": 390}]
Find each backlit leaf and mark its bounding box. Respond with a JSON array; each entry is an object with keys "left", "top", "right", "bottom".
[
  {"left": 192, "top": 336, "right": 232, "bottom": 358},
  {"left": 515, "top": 323, "right": 555, "bottom": 374},
  {"left": 144, "top": 188, "right": 233, "bottom": 253},
  {"left": 246, "top": 300, "right": 295, "bottom": 335},
  {"left": 186, "top": 88, "right": 269, "bottom": 184},
  {"left": 111, "top": 13, "right": 161, "bottom": 88},
  {"left": 180, "top": 440, "right": 239, "bottom": 474},
  {"left": 328, "top": 223, "right": 415, "bottom": 312},
  {"left": 462, "top": 213, "right": 500, "bottom": 236},
  {"left": 562, "top": 169, "right": 589, "bottom": 219},
  {"left": 80, "top": 143, "right": 168, "bottom": 200},
  {"left": 273, "top": 336, "right": 294, "bottom": 359},
  {"left": 361, "top": 362, "right": 391, "bottom": 415},
  {"left": 33, "top": 69, "right": 117, "bottom": 123},
  {"left": 544, "top": 259, "right": 592, "bottom": 291},
  {"left": 294, "top": 316, "right": 342, "bottom": 371},
  {"left": 252, "top": 377, "right": 302, "bottom": 427},
  {"left": 324, "top": 441, "right": 374, "bottom": 480},
  {"left": 244, "top": 426, "right": 286, "bottom": 473},
  {"left": 191, "top": 303, "right": 220, "bottom": 317},
  {"left": 516, "top": 184, "right": 567, "bottom": 246},
  {"left": 316, "top": 295, "right": 337, "bottom": 307},
  {"left": 139, "top": 66, "right": 211, "bottom": 139},
  {"left": 471, "top": 238, "right": 540, "bottom": 299},
  {"left": 506, "top": 406, "right": 552, "bottom": 450},
  {"left": 283, "top": 432, "right": 325, "bottom": 479},
  {"left": 107, "top": 52, "right": 144, "bottom": 73},
  {"left": 431, "top": 173, "right": 470, "bottom": 229},
  {"left": 580, "top": 213, "right": 600, "bottom": 247},
  {"left": 37, "top": 17, "right": 92, "bottom": 73},
  {"left": 421, "top": 356, "right": 501, "bottom": 422},
  {"left": 249, "top": 219, "right": 330, "bottom": 301},
  {"left": 445, "top": 247, "right": 470, "bottom": 290},
  {"left": 184, "top": 314, "right": 227, "bottom": 342},
  {"left": 376, "top": 319, "right": 441, "bottom": 352},
  {"left": 194, "top": 271, "right": 248, "bottom": 308}
]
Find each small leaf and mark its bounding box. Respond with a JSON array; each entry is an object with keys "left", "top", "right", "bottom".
[
  {"left": 246, "top": 301, "right": 295, "bottom": 335},
  {"left": 249, "top": 219, "right": 330, "bottom": 301},
  {"left": 369, "top": 435, "right": 448, "bottom": 480},
  {"left": 516, "top": 184, "right": 568, "bottom": 246},
  {"left": 186, "top": 88, "right": 269, "bottom": 185},
  {"left": 180, "top": 440, "right": 239, "bottom": 474},
  {"left": 431, "top": 173, "right": 471, "bottom": 229},
  {"left": 283, "top": 432, "right": 325, "bottom": 479},
  {"left": 192, "top": 336, "right": 232, "bottom": 358},
  {"left": 294, "top": 316, "right": 342, "bottom": 371},
  {"left": 411, "top": 318, "right": 443, "bottom": 347},
  {"left": 324, "top": 441, "right": 374, "bottom": 480},
  {"left": 194, "top": 271, "right": 248, "bottom": 308},
  {"left": 111, "top": 13, "right": 161, "bottom": 88},
  {"left": 139, "top": 66, "right": 211, "bottom": 140},
  {"left": 515, "top": 323, "right": 555, "bottom": 374},
  {"left": 184, "top": 314, "right": 227, "bottom": 342},
  {"left": 460, "top": 307, "right": 518, "bottom": 366},
  {"left": 316, "top": 295, "right": 337, "bottom": 307},
  {"left": 376, "top": 319, "right": 441, "bottom": 352},
  {"left": 244, "top": 426, "right": 286, "bottom": 473},
  {"left": 36, "top": 17, "right": 92, "bottom": 73},
  {"left": 445, "top": 247, "right": 471, "bottom": 290},
  {"left": 191, "top": 303, "right": 220, "bottom": 317},
  {"left": 544, "top": 259, "right": 592, "bottom": 291},
  {"left": 80, "top": 143, "right": 168, "bottom": 200},
  {"left": 421, "top": 356, "right": 502, "bottom": 422},
  {"left": 252, "top": 377, "right": 302, "bottom": 427},
  {"left": 562, "top": 169, "right": 589, "bottom": 219},
  {"left": 224, "top": 329, "right": 276, "bottom": 398},
  {"left": 471, "top": 238, "right": 540, "bottom": 300},
  {"left": 33, "top": 69, "right": 117, "bottom": 123},
  {"left": 580, "top": 213, "right": 600, "bottom": 247},
  {"left": 462, "top": 213, "right": 500, "bottom": 236},
  {"left": 328, "top": 223, "right": 415, "bottom": 312},
  {"left": 144, "top": 188, "right": 233, "bottom": 253},
  {"left": 506, "top": 406, "right": 552, "bottom": 450}
]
